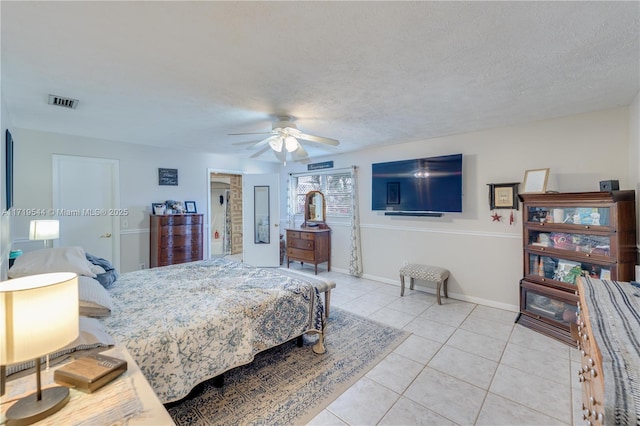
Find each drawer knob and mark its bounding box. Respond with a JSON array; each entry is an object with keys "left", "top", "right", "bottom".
[{"left": 590, "top": 369, "right": 598, "bottom": 378}]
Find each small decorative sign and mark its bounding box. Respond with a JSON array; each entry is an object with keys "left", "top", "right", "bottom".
[
  {"left": 158, "top": 168, "right": 178, "bottom": 186},
  {"left": 307, "top": 161, "right": 334, "bottom": 171}
]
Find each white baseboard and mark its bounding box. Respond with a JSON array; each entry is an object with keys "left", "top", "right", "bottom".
[{"left": 340, "top": 269, "right": 519, "bottom": 313}]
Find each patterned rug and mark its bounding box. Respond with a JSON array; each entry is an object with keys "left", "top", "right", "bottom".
[{"left": 166, "top": 307, "right": 410, "bottom": 425}]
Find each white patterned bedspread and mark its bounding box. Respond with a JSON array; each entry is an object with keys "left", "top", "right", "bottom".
[{"left": 101, "top": 258, "right": 325, "bottom": 403}]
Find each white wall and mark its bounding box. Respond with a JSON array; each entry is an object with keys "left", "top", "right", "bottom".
[
  {"left": 283, "top": 107, "right": 632, "bottom": 311},
  {"left": 9, "top": 128, "right": 278, "bottom": 272}
]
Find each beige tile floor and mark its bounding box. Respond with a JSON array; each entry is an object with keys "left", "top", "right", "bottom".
[{"left": 302, "top": 269, "right": 583, "bottom": 426}]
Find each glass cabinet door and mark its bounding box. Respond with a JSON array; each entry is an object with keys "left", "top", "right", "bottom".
[
  {"left": 521, "top": 284, "right": 578, "bottom": 329},
  {"left": 527, "top": 206, "right": 610, "bottom": 226},
  {"left": 527, "top": 253, "right": 611, "bottom": 288},
  {"left": 527, "top": 231, "right": 611, "bottom": 256}
]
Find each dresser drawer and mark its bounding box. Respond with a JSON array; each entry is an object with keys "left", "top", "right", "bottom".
[
  {"left": 160, "top": 234, "right": 202, "bottom": 247},
  {"left": 287, "top": 231, "right": 301, "bottom": 239},
  {"left": 288, "top": 238, "right": 314, "bottom": 250},
  {"left": 160, "top": 225, "right": 201, "bottom": 236},
  {"left": 158, "top": 214, "right": 202, "bottom": 226},
  {"left": 288, "top": 248, "right": 315, "bottom": 262},
  {"left": 300, "top": 232, "right": 317, "bottom": 240}
]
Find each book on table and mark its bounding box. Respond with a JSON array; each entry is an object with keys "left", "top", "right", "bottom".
[{"left": 54, "top": 354, "right": 127, "bottom": 393}]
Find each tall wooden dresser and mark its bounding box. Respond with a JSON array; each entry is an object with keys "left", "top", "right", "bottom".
[{"left": 149, "top": 214, "right": 203, "bottom": 267}]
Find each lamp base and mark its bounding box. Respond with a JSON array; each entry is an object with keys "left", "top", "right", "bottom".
[{"left": 6, "top": 386, "right": 70, "bottom": 426}]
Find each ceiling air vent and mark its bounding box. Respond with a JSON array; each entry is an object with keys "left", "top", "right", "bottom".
[{"left": 48, "top": 94, "right": 79, "bottom": 109}]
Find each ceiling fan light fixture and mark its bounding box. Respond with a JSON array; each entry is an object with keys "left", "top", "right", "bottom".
[
  {"left": 268, "top": 136, "right": 284, "bottom": 152},
  {"left": 284, "top": 136, "right": 299, "bottom": 152}
]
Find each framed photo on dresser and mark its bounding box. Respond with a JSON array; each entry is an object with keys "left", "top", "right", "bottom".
[{"left": 185, "top": 201, "right": 197, "bottom": 213}]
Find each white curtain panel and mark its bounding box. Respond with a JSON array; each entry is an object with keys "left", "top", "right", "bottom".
[{"left": 349, "top": 166, "right": 363, "bottom": 277}]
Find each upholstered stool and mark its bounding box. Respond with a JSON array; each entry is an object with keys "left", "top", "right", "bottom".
[{"left": 399, "top": 264, "right": 449, "bottom": 305}]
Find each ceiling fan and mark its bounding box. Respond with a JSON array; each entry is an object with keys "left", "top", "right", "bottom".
[{"left": 229, "top": 116, "right": 339, "bottom": 164}]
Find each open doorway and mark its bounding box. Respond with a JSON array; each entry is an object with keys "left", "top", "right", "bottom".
[{"left": 209, "top": 172, "right": 243, "bottom": 258}]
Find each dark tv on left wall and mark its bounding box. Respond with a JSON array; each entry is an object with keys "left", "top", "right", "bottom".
[{"left": 5, "top": 129, "right": 13, "bottom": 209}]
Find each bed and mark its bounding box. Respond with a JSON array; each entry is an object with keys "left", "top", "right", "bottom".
[
  {"left": 6, "top": 249, "right": 327, "bottom": 405},
  {"left": 101, "top": 257, "right": 326, "bottom": 403}
]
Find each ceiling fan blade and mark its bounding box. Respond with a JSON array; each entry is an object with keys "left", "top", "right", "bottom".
[
  {"left": 247, "top": 135, "right": 279, "bottom": 150},
  {"left": 228, "top": 131, "right": 274, "bottom": 136},
  {"left": 231, "top": 139, "right": 264, "bottom": 146},
  {"left": 291, "top": 144, "right": 309, "bottom": 160},
  {"left": 297, "top": 133, "right": 339, "bottom": 146},
  {"left": 250, "top": 146, "right": 271, "bottom": 158}
]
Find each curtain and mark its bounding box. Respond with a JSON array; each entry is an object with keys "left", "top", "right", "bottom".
[
  {"left": 223, "top": 189, "right": 231, "bottom": 255},
  {"left": 287, "top": 176, "right": 296, "bottom": 229},
  {"left": 349, "top": 166, "right": 363, "bottom": 277}
]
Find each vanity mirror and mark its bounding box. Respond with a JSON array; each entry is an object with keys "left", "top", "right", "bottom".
[
  {"left": 287, "top": 190, "right": 331, "bottom": 274},
  {"left": 304, "top": 190, "right": 326, "bottom": 227}
]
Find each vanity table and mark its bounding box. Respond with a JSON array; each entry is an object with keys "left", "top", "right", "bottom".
[{"left": 286, "top": 190, "right": 331, "bottom": 275}]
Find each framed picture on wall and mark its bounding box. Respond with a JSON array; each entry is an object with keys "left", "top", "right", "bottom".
[
  {"left": 488, "top": 182, "right": 519, "bottom": 210},
  {"left": 158, "top": 168, "right": 178, "bottom": 186},
  {"left": 185, "top": 201, "right": 197, "bottom": 213}
]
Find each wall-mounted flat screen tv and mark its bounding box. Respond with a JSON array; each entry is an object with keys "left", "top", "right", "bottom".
[{"left": 372, "top": 153, "right": 463, "bottom": 213}]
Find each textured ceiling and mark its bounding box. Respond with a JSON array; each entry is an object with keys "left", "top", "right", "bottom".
[{"left": 1, "top": 1, "right": 639, "bottom": 162}]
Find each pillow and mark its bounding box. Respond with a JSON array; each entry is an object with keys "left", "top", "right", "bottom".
[
  {"left": 78, "top": 276, "right": 113, "bottom": 318},
  {"left": 8, "top": 246, "right": 97, "bottom": 278},
  {"left": 85, "top": 252, "right": 119, "bottom": 289},
  {"left": 6, "top": 316, "right": 115, "bottom": 376}
]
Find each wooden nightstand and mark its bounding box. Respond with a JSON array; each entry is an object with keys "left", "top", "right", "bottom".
[{"left": 1, "top": 346, "right": 174, "bottom": 425}]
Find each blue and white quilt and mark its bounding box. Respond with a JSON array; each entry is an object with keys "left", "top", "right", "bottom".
[{"left": 102, "top": 258, "right": 325, "bottom": 403}]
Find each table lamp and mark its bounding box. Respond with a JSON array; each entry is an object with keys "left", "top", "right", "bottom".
[
  {"left": 28, "top": 220, "right": 60, "bottom": 249},
  {"left": 0, "top": 272, "right": 79, "bottom": 425}
]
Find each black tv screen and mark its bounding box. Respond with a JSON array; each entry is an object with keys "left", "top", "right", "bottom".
[{"left": 372, "top": 153, "right": 463, "bottom": 213}]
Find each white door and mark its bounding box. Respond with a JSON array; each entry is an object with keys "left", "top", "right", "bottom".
[
  {"left": 242, "top": 173, "right": 280, "bottom": 267},
  {"left": 52, "top": 155, "right": 120, "bottom": 270}
]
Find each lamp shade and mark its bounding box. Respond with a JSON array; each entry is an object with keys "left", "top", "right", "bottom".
[
  {"left": 29, "top": 220, "right": 60, "bottom": 241},
  {"left": 284, "top": 136, "right": 299, "bottom": 152},
  {"left": 0, "top": 272, "right": 79, "bottom": 365}
]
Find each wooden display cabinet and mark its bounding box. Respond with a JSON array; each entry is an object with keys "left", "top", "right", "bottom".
[{"left": 517, "top": 190, "right": 636, "bottom": 346}]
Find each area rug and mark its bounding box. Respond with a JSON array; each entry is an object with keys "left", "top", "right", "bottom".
[{"left": 166, "top": 307, "right": 410, "bottom": 426}]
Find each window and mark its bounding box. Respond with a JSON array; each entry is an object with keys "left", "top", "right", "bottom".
[{"left": 291, "top": 172, "right": 353, "bottom": 217}]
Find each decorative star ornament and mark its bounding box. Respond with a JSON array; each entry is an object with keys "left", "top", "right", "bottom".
[{"left": 491, "top": 211, "right": 502, "bottom": 222}]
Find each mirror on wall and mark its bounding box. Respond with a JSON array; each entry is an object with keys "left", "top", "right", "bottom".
[
  {"left": 304, "top": 190, "right": 326, "bottom": 225},
  {"left": 254, "top": 185, "right": 270, "bottom": 244}
]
